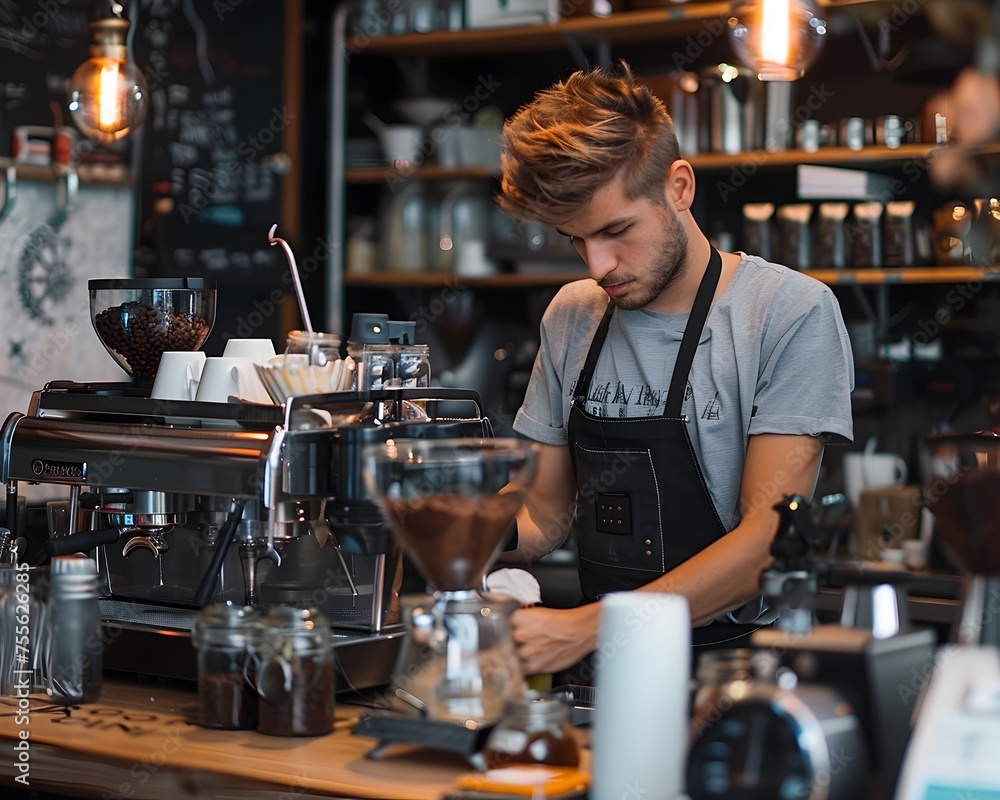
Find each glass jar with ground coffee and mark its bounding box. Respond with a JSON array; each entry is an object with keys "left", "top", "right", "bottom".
[
  {"left": 250, "top": 605, "right": 335, "bottom": 737},
  {"left": 482, "top": 690, "right": 580, "bottom": 770},
  {"left": 193, "top": 603, "right": 261, "bottom": 730}
]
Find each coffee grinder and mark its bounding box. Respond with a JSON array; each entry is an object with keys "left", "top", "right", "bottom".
[
  {"left": 894, "top": 429, "right": 1000, "bottom": 798},
  {"left": 687, "top": 495, "right": 937, "bottom": 800},
  {"left": 354, "top": 437, "right": 538, "bottom": 766}
]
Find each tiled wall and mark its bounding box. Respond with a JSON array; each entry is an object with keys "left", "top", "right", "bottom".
[{"left": 0, "top": 176, "right": 133, "bottom": 499}]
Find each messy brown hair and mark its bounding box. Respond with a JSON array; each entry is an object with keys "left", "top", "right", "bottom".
[{"left": 497, "top": 61, "right": 680, "bottom": 226}]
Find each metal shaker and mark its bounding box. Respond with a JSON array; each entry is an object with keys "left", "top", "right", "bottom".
[{"left": 47, "top": 554, "right": 101, "bottom": 705}]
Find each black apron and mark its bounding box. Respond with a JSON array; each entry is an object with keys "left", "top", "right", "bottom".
[{"left": 567, "top": 246, "right": 762, "bottom": 650}]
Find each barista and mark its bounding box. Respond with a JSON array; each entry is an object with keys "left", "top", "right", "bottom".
[{"left": 497, "top": 63, "right": 854, "bottom": 679}]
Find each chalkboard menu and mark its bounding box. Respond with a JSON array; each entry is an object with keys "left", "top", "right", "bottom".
[
  {"left": 132, "top": 0, "right": 292, "bottom": 291},
  {"left": 0, "top": 0, "right": 101, "bottom": 149}
]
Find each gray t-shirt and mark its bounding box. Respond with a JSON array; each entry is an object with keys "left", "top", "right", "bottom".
[{"left": 513, "top": 253, "right": 855, "bottom": 531}]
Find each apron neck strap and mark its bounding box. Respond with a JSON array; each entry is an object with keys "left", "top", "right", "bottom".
[
  {"left": 664, "top": 246, "right": 722, "bottom": 417},
  {"left": 575, "top": 300, "right": 616, "bottom": 400}
]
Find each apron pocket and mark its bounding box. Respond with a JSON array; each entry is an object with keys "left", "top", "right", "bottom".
[{"left": 575, "top": 445, "right": 664, "bottom": 574}]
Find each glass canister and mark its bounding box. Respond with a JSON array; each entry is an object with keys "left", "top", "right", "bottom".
[
  {"left": 482, "top": 690, "right": 581, "bottom": 770},
  {"left": 250, "top": 605, "right": 335, "bottom": 737},
  {"left": 192, "top": 603, "right": 262, "bottom": 730},
  {"left": 347, "top": 313, "right": 431, "bottom": 391},
  {"left": 285, "top": 330, "right": 342, "bottom": 367},
  {"left": 0, "top": 563, "right": 49, "bottom": 697}
]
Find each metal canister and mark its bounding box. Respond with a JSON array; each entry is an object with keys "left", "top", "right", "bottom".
[{"left": 47, "top": 554, "right": 101, "bottom": 705}]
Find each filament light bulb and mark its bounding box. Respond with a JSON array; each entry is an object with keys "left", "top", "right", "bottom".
[
  {"left": 67, "top": 15, "right": 148, "bottom": 145},
  {"left": 728, "top": 0, "right": 827, "bottom": 81}
]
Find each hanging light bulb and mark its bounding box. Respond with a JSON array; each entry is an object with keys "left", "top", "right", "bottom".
[
  {"left": 727, "top": 0, "right": 828, "bottom": 81},
  {"left": 67, "top": 4, "right": 148, "bottom": 144}
]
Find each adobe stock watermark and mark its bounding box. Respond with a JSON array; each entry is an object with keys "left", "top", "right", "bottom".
[{"left": 665, "top": 12, "right": 731, "bottom": 73}]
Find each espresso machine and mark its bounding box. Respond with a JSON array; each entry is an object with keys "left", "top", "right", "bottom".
[
  {"left": 686, "top": 495, "right": 938, "bottom": 800},
  {"left": 0, "top": 279, "right": 492, "bottom": 688}
]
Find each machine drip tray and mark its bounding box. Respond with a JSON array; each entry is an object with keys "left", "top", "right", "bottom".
[
  {"left": 355, "top": 713, "right": 495, "bottom": 770},
  {"left": 99, "top": 599, "right": 403, "bottom": 692}
]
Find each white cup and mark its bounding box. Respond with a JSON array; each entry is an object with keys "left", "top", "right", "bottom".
[
  {"left": 902, "top": 539, "right": 930, "bottom": 571},
  {"left": 843, "top": 452, "right": 908, "bottom": 508},
  {"left": 223, "top": 338, "right": 276, "bottom": 365},
  {"left": 151, "top": 351, "right": 206, "bottom": 402},
  {"left": 195, "top": 357, "right": 271, "bottom": 404}
]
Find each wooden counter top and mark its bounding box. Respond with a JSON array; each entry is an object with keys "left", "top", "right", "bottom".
[{"left": 0, "top": 680, "right": 524, "bottom": 799}]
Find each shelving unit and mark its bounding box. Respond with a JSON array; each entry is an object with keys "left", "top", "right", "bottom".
[
  {"left": 329, "top": 0, "right": 981, "bottom": 355},
  {"left": 344, "top": 0, "right": 894, "bottom": 57},
  {"left": 330, "top": 0, "right": 935, "bottom": 329}
]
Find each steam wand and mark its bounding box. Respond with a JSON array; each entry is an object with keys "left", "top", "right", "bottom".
[
  {"left": 192, "top": 498, "right": 247, "bottom": 608},
  {"left": 760, "top": 495, "right": 819, "bottom": 636}
]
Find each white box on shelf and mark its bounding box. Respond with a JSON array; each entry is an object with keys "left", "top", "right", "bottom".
[{"left": 464, "top": 0, "right": 559, "bottom": 29}]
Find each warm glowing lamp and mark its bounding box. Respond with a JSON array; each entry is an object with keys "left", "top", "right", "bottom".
[
  {"left": 728, "top": 0, "right": 827, "bottom": 81},
  {"left": 68, "top": 8, "right": 148, "bottom": 145}
]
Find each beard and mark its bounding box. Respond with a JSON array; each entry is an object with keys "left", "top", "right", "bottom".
[{"left": 601, "top": 207, "right": 689, "bottom": 311}]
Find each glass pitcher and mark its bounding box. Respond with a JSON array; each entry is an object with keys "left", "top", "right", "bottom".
[{"left": 390, "top": 592, "right": 523, "bottom": 724}]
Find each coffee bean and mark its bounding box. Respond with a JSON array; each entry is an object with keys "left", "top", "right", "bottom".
[{"left": 95, "top": 302, "right": 210, "bottom": 379}]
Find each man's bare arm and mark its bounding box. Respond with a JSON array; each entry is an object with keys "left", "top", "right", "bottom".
[
  {"left": 638, "top": 433, "right": 824, "bottom": 623},
  {"left": 500, "top": 443, "right": 577, "bottom": 563}
]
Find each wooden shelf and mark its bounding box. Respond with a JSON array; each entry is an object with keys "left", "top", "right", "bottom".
[
  {"left": 346, "top": 144, "right": 1000, "bottom": 183},
  {"left": 345, "top": 165, "right": 496, "bottom": 183},
  {"left": 0, "top": 158, "right": 131, "bottom": 186},
  {"left": 345, "top": 266, "right": 1000, "bottom": 289},
  {"left": 691, "top": 143, "right": 947, "bottom": 169},
  {"left": 804, "top": 266, "right": 1000, "bottom": 285},
  {"left": 344, "top": 271, "right": 586, "bottom": 288},
  {"left": 346, "top": 0, "right": 891, "bottom": 57}
]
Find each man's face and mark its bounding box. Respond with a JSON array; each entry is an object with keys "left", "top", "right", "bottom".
[{"left": 557, "top": 178, "right": 689, "bottom": 311}]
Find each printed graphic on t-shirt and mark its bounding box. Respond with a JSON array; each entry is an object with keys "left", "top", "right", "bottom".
[
  {"left": 701, "top": 393, "right": 721, "bottom": 420},
  {"left": 576, "top": 380, "right": 721, "bottom": 419}
]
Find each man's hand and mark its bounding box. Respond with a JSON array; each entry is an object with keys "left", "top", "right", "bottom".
[{"left": 510, "top": 603, "right": 600, "bottom": 675}]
